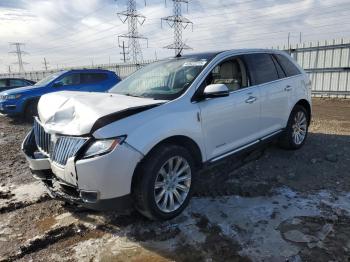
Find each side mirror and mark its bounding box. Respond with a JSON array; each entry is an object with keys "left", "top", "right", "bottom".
[
  {"left": 203, "top": 84, "right": 229, "bottom": 98},
  {"left": 53, "top": 82, "right": 63, "bottom": 88}
]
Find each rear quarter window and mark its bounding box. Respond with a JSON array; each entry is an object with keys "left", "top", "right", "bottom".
[
  {"left": 275, "top": 54, "right": 301, "bottom": 77},
  {"left": 243, "top": 53, "right": 279, "bottom": 85}
]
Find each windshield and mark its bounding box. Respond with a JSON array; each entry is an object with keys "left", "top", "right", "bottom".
[
  {"left": 109, "top": 57, "right": 208, "bottom": 100},
  {"left": 34, "top": 72, "right": 64, "bottom": 86}
]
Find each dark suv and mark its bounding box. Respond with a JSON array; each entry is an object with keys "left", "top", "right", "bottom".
[{"left": 0, "top": 78, "right": 35, "bottom": 92}]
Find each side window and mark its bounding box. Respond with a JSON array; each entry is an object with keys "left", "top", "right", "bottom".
[
  {"left": 59, "top": 73, "right": 81, "bottom": 86},
  {"left": 81, "top": 73, "right": 107, "bottom": 84},
  {"left": 205, "top": 57, "right": 248, "bottom": 92},
  {"left": 244, "top": 53, "right": 279, "bottom": 85},
  {"left": 0, "top": 79, "right": 7, "bottom": 88},
  {"left": 275, "top": 54, "right": 301, "bottom": 77},
  {"left": 9, "top": 79, "right": 26, "bottom": 87}
]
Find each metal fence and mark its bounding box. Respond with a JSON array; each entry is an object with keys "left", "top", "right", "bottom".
[
  {"left": 287, "top": 39, "right": 350, "bottom": 98},
  {"left": 0, "top": 60, "right": 154, "bottom": 82},
  {"left": 1, "top": 39, "right": 349, "bottom": 98}
]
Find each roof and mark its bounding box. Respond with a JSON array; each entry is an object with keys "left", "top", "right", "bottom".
[
  {"left": 177, "top": 48, "right": 287, "bottom": 60},
  {"left": 66, "top": 68, "right": 113, "bottom": 73}
]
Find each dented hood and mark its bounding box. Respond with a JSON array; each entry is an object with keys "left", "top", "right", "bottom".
[{"left": 38, "top": 91, "right": 165, "bottom": 136}]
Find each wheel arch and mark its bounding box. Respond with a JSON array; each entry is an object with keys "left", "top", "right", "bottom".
[
  {"left": 294, "top": 99, "right": 311, "bottom": 125},
  {"left": 23, "top": 96, "right": 40, "bottom": 114},
  {"left": 131, "top": 135, "right": 203, "bottom": 193}
]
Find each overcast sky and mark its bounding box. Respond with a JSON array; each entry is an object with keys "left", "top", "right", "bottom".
[{"left": 0, "top": 0, "right": 349, "bottom": 73}]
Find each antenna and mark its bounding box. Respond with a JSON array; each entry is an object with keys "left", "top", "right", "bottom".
[
  {"left": 161, "top": 0, "right": 193, "bottom": 56},
  {"left": 117, "top": 0, "right": 148, "bottom": 63},
  {"left": 9, "top": 42, "right": 28, "bottom": 73}
]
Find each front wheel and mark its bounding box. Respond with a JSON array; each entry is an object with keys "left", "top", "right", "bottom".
[
  {"left": 133, "top": 144, "right": 196, "bottom": 220},
  {"left": 279, "top": 105, "right": 309, "bottom": 150}
]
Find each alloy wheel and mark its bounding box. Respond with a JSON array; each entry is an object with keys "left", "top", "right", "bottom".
[
  {"left": 154, "top": 156, "right": 192, "bottom": 213},
  {"left": 292, "top": 111, "right": 307, "bottom": 145}
]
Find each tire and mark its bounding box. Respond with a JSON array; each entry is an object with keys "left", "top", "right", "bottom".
[
  {"left": 279, "top": 105, "right": 309, "bottom": 150},
  {"left": 24, "top": 101, "right": 38, "bottom": 122},
  {"left": 133, "top": 144, "right": 196, "bottom": 220}
]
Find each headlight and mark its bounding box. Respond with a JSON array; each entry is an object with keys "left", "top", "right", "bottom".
[
  {"left": 83, "top": 137, "right": 125, "bottom": 158},
  {"left": 4, "top": 94, "right": 22, "bottom": 100}
]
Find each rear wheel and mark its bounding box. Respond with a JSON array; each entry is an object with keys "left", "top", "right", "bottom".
[
  {"left": 24, "top": 101, "right": 38, "bottom": 122},
  {"left": 279, "top": 105, "right": 309, "bottom": 150},
  {"left": 133, "top": 144, "right": 196, "bottom": 220}
]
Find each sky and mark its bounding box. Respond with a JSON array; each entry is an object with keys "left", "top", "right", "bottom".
[{"left": 0, "top": 0, "right": 349, "bottom": 73}]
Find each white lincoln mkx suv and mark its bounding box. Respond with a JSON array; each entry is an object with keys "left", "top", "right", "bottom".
[{"left": 23, "top": 49, "right": 311, "bottom": 220}]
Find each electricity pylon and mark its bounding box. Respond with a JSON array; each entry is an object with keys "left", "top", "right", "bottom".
[
  {"left": 117, "top": 0, "right": 148, "bottom": 63},
  {"left": 9, "top": 42, "right": 28, "bottom": 73},
  {"left": 161, "top": 0, "right": 193, "bottom": 56}
]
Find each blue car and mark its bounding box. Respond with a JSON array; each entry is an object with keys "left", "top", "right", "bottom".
[{"left": 0, "top": 69, "right": 120, "bottom": 119}]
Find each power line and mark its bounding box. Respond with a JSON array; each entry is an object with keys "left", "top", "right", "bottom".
[
  {"left": 29, "top": 1, "right": 350, "bottom": 56},
  {"left": 161, "top": 0, "right": 193, "bottom": 55},
  {"left": 117, "top": 0, "right": 148, "bottom": 63}
]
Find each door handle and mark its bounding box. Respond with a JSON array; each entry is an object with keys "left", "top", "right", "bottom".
[
  {"left": 284, "top": 85, "right": 292, "bottom": 91},
  {"left": 245, "top": 96, "right": 257, "bottom": 104}
]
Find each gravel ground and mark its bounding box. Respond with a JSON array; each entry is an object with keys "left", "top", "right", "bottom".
[{"left": 0, "top": 98, "right": 349, "bottom": 262}]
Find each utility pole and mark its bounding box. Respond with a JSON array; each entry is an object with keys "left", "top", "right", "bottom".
[
  {"left": 161, "top": 0, "right": 193, "bottom": 56},
  {"left": 9, "top": 42, "right": 27, "bottom": 73},
  {"left": 8, "top": 65, "right": 11, "bottom": 73},
  {"left": 117, "top": 0, "right": 148, "bottom": 63},
  {"left": 299, "top": 32, "right": 302, "bottom": 44},
  {"left": 43, "top": 57, "right": 49, "bottom": 71},
  {"left": 120, "top": 41, "right": 127, "bottom": 63}
]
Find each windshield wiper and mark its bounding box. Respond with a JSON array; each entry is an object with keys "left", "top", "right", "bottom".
[{"left": 123, "top": 93, "right": 143, "bottom": 98}]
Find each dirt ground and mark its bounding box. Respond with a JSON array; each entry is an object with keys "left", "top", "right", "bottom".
[{"left": 0, "top": 98, "right": 349, "bottom": 262}]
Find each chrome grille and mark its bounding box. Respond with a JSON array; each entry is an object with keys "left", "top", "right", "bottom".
[
  {"left": 51, "top": 136, "right": 87, "bottom": 166},
  {"left": 33, "top": 118, "right": 87, "bottom": 166},
  {"left": 33, "top": 118, "right": 51, "bottom": 154}
]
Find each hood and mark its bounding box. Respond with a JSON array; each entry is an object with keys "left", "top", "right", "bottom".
[
  {"left": 1, "top": 85, "right": 43, "bottom": 95},
  {"left": 38, "top": 91, "right": 166, "bottom": 136}
]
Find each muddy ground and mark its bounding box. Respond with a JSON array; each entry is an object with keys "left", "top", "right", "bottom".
[{"left": 0, "top": 98, "right": 349, "bottom": 262}]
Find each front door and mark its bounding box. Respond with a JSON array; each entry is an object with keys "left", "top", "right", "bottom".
[{"left": 198, "top": 57, "right": 261, "bottom": 161}]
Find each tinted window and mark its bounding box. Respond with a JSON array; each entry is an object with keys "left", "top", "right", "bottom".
[
  {"left": 275, "top": 54, "right": 301, "bottom": 77},
  {"left": 9, "top": 79, "right": 27, "bottom": 87},
  {"left": 0, "top": 79, "right": 7, "bottom": 88},
  {"left": 59, "top": 73, "right": 81, "bottom": 86},
  {"left": 271, "top": 55, "right": 286, "bottom": 79},
  {"left": 205, "top": 57, "right": 248, "bottom": 92},
  {"left": 81, "top": 73, "right": 107, "bottom": 84},
  {"left": 244, "top": 53, "right": 279, "bottom": 85}
]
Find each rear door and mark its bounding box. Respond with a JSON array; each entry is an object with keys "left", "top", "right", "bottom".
[
  {"left": 244, "top": 53, "right": 289, "bottom": 137},
  {"left": 198, "top": 56, "right": 261, "bottom": 160},
  {"left": 273, "top": 54, "right": 304, "bottom": 121},
  {"left": 79, "top": 73, "right": 109, "bottom": 92}
]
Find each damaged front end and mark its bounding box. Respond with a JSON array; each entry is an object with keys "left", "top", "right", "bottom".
[{"left": 21, "top": 124, "right": 92, "bottom": 205}]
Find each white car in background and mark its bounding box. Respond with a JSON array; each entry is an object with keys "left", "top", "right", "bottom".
[{"left": 23, "top": 49, "right": 312, "bottom": 220}]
